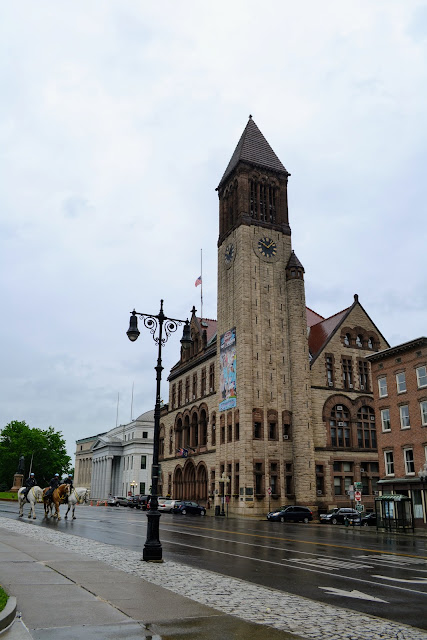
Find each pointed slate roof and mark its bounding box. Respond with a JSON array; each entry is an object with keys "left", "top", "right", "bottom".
[
  {"left": 286, "top": 250, "right": 305, "bottom": 272},
  {"left": 217, "top": 117, "right": 289, "bottom": 189}
]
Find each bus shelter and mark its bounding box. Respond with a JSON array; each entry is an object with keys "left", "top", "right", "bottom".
[{"left": 375, "top": 494, "right": 414, "bottom": 532}]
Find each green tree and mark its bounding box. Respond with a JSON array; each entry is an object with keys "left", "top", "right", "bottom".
[{"left": 0, "top": 420, "right": 71, "bottom": 488}]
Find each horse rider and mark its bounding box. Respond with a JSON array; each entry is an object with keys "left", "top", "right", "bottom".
[
  {"left": 22, "top": 472, "right": 37, "bottom": 501},
  {"left": 44, "top": 473, "right": 60, "bottom": 501},
  {"left": 63, "top": 474, "right": 73, "bottom": 502}
]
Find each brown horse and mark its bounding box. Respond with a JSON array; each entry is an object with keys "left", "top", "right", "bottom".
[{"left": 43, "top": 483, "right": 70, "bottom": 520}]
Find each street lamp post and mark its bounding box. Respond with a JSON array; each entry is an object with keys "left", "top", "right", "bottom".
[
  {"left": 127, "top": 300, "right": 192, "bottom": 562},
  {"left": 419, "top": 462, "right": 427, "bottom": 522},
  {"left": 130, "top": 480, "right": 137, "bottom": 496}
]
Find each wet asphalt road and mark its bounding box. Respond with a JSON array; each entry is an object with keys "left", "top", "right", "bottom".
[{"left": 2, "top": 501, "right": 427, "bottom": 629}]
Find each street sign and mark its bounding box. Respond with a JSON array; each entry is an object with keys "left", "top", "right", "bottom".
[
  {"left": 267, "top": 487, "right": 272, "bottom": 495},
  {"left": 356, "top": 504, "right": 364, "bottom": 512},
  {"left": 354, "top": 482, "right": 363, "bottom": 490},
  {"left": 355, "top": 490, "right": 362, "bottom": 502}
]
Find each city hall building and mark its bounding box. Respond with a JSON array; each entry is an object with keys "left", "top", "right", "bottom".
[{"left": 158, "top": 117, "right": 389, "bottom": 516}]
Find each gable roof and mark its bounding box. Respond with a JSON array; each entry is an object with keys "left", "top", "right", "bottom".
[
  {"left": 217, "top": 117, "right": 289, "bottom": 189},
  {"left": 308, "top": 307, "right": 351, "bottom": 361},
  {"left": 306, "top": 307, "right": 325, "bottom": 327}
]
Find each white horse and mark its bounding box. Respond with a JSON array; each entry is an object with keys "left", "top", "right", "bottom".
[
  {"left": 64, "top": 487, "right": 90, "bottom": 519},
  {"left": 18, "top": 486, "right": 44, "bottom": 519}
]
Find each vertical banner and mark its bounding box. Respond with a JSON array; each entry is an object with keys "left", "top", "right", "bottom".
[{"left": 219, "top": 328, "right": 237, "bottom": 411}]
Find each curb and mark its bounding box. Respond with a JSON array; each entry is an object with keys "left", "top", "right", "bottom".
[{"left": 0, "top": 596, "right": 17, "bottom": 632}]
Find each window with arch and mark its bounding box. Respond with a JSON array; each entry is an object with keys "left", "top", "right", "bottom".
[
  {"left": 330, "top": 404, "right": 351, "bottom": 447},
  {"left": 356, "top": 335, "right": 363, "bottom": 347},
  {"left": 211, "top": 412, "right": 216, "bottom": 446},
  {"left": 367, "top": 337, "right": 373, "bottom": 349},
  {"left": 356, "top": 406, "right": 376, "bottom": 449},
  {"left": 344, "top": 333, "right": 351, "bottom": 346}
]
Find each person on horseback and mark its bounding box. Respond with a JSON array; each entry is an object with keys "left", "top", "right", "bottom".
[
  {"left": 62, "top": 474, "right": 73, "bottom": 502},
  {"left": 44, "top": 473, "right": 60, "bottom": 501},
  {"left": 22, "top": 472, "right": 37, "bottom": 501}
]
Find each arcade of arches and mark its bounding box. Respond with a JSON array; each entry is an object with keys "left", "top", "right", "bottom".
[{"left": 173, "top": 461, "right": 208, "bottom": 502}]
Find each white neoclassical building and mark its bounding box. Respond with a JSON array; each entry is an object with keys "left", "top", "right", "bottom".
[{"left": 74, "top": 409, "right": 154, "bottom": 500}]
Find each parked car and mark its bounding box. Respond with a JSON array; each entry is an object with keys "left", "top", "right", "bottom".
[
  {"left": 107, "top": 496, "right": 128, "bottom": 506},
  {"left": 360, "top": 512, "right": 377, "bottom": 527},
  {"left": 172, "top": 500, "right": 206, "bottom": 516},
  {"left": 320, "top": 508, "right": 360, "bottom": 525},
  {"left": 266, "top": 506, "right": 313, "bottom": 523},
  {"left": 127, "top": 495, "right": 150, "bottom": 510},
  {"left": 158, "top": 499, "right": 182, "bottom": 513}
]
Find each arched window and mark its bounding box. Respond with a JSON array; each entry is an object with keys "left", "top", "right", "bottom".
[
  {"left": 367, "top": 337, "right": 373, "bottom": 349},
  {"left": 175, "top": 418, "right": 183, "bottom": 450},
  {"left": 357, "top": 406, "right": 376, "bottom": 449},
  {"left": 211, "top": 412, "right": 216, "bottom": 446},
  {"left": 200, "top": 409, "right": 207, "bottom": 446},
  {"left": 330, "top": 404, "right": 351, "bottom": 447},
  {"left": 191, "top": 412, "right": 198, "bottom": 448},
  {"left": 356, "top": 335, "right": 363, "bottom": 348},
  {"left": 344, "top": 334, "right": 350, "bottom": 346}
]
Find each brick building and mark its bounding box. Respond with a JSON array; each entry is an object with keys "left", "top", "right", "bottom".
[
  {"left": 366, "top": 337, "right": 427, "bottom": 527},
  {"left": 158, "top": 117, "right": 389, "bottom": 516}
]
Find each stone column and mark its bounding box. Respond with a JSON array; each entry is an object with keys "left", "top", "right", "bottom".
[{"left": 105, "top": 456, "right": 113, "bottom": 497}]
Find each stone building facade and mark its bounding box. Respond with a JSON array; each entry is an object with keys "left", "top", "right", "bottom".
[
  {"left": 157, "top": 117, "right": 389, "bottom": 516},
  {"left": 74, "top": 410, "right": 154, "bottom": 500},
  {"left": 366, "top": 338, "right": 427, "bottom": 527}
]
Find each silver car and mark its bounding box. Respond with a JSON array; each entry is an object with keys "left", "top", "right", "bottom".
[{"left": 158, "top": 499, "right": 182, "bottom": 513}]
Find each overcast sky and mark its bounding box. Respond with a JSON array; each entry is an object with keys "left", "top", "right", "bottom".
[{"left": 1, "top": 1, "right": 426, "bottom": 462}]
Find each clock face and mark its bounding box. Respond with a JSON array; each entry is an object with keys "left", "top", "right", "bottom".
[
  {"left": 225, "top": 243, "right": 235, "bottom": 264},
  {"left": 257, "top": 236, "right": 277, "bottom": 258}
]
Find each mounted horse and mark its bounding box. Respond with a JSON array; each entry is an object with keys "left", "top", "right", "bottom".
[
  {"left": 18, "top": 486, "right": 44, "bottom": 519},
  {"left": 43, "top": 483, "right": 70, "bottom": 520},
  {"left": 64, "top": 487, "right": 90, "bottom": 519}
]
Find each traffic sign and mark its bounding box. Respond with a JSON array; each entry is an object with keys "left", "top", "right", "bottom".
[
  {"left": 354, "top": 482, "right": 363, "bottom": 490},
  {"left": 267, "top": 487, "right": 272, "bottom": 495},
  {"left": 355, "top": 490, "right": 362, "bottom": 502}
]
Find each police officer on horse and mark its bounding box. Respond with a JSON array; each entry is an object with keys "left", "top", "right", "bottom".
[
  {"left": 45, "top": 473, "right": 60, "bottom": 500},
  {"left": 62, "top": 474, "right": 73, "bottom": 502},
  {"left": 22, "top": 472, "right": 37, "bottom": 501}
]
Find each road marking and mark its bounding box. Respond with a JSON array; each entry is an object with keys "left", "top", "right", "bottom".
[
  {"left": 373, "top": 575, "right": 427, "bottom": 584},
  {"left": 167, "top": 539, "right": 427, "bottom": 597},
  {"left": 163, "top": 520, "right": 427, "bottom": 560},
  {"left": 289, "top": 558, "right": 372, "bottom": 570},
  {"left": 319, "top": 587, "right": 388, "bottom": 602}
]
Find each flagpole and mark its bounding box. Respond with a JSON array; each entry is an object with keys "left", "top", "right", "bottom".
[{"left": 200, "top": 248, "right": 203, "bottom": 320}]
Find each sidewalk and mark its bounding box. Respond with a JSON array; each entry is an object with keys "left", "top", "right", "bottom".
[{"left": 0, "top": 524, "right": 300, "bottom": 640}]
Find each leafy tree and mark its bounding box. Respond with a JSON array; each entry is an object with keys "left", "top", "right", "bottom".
[{"left": 0, "top": 420, "right": 71, "bottom": 488}]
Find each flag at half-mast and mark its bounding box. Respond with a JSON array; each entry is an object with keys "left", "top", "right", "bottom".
[{"left": 195, "top": 275, "right": 202, "bottom": 287}]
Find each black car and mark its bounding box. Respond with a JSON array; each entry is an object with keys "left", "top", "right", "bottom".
[
  {"left": 360, "top": 512, "right": 377, "bottom": 527},
  {"left": 320, "top": 508, "right": 360, "bottom": 525},
  {"left": 127, "top": 495, "right": 150, "bottom": 510},
  {"left": 172, "top": 500, "right": 206, "bottom": 516},
  {"left": 267, "top": 506, "right": 313, "bottom": 523}
]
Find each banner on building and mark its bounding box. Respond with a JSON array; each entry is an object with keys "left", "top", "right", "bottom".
[{"left": 219, "top": 327, "right": 237, "bottom": 411}]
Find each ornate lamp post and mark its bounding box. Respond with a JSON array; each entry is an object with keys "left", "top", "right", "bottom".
[{"left": 127, "top": 300, "right": 192, "bottom": 562}]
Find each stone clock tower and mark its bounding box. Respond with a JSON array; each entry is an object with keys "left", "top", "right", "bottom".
[{"left": 216, "top": 117, "right": 315, "bottom": 512}]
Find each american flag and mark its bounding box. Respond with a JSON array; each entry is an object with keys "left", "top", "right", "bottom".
[{"left": 195, "top": 275, "right": 202, "bottom": 287}]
